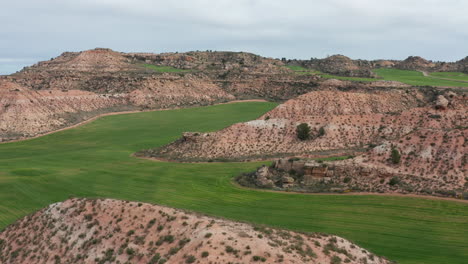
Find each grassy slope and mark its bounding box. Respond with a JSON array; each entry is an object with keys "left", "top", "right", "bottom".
[
  {"left": 374, "top": 68, "right": 468, "bottom": 87},
  {"left": 0, "top": 102, "right": 467, "bottom": 264},
  {"left": 429, "top": 72, "right": 468, "bottom": 82}
]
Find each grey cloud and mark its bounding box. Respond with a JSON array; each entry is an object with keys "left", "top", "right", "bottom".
[{"left": 1, "top": 0, "right": 467, "bottom": 74}]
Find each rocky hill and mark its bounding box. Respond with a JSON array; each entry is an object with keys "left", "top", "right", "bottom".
[
  {"left": 0, "top": 198, "right": 392, "bottom": 264},
  {"left": 288, "top": 55, "right": 468, "bottom": 75},
  {"left": 2, "top": 48, "right": 467, "bottom": 143},
  {"left": 141, "top": 82, "right": 467, "bottom": 197},
  {"left": 0, "top": 48, "right": 321, "bottom": 142},
  {"left": 288, "top": 55, "right": 378, "bottom": 78},
  {"left": 142, "top": 81, "right": 447, "bottom": 162},
  {"left": 239, "top": 125, "right": 467, "bottom": 198}
]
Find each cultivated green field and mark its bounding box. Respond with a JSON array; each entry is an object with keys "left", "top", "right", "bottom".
[
  {"left": 0, "top": 102, "right": 467, "bottom": 264},
  {"left": 285, "top": 65, "right": 376, "bottom": 81},
  {"left": 429, "top": 71, "right": 468, "bottom": 82},
  {"left": 374, "top": 68, "right": 468, "bottom": 87},
  {"left": 287, "top": 65, "right": 468, "bottom": 87}
]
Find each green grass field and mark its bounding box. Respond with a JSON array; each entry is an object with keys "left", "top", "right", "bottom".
[
  {"left": 374, "top": 68, "right": 468, "bottom": 87},
  {"left": 285, "top": 65, "right": 376, "bottom": 81},
  {"left": 287, "top": 65, "right": 468, "bottom": 87},
  {"left": 0, "top": 102, "right": 467, "bottom": 264},
  {"left": 429, "top": 71, "right": 468, "bottom": 82},
  {"left": 142, "top": 64, "right": 191, "bottom": 73}
]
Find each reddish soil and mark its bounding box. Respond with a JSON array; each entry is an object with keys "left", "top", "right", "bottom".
[{"left": 0, "top": 198, "right": 392, "bottom": 264}]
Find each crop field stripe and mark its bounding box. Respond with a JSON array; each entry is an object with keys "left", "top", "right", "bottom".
[{"left": 0, "top": 102, "right": 467, "bottom": 264}]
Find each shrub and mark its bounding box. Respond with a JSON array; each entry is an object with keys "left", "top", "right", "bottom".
[
  {"left": 186, "top": 255, "right": 196, "bottom": 263},
  {"left": 318, "top": 126, "right": 326, "bottom": 137},
  {"left": 201, "top": 251, "right": 209, "bottom": 258},
  {"left": 331, "top": 255, "right": 342, "bottom": 264},
  {"left": 163, "top": 235, "right": 174, "bottom": 243},
  {"left": 126, "top": 248, "right": 135, "bottom": 255},
  {"left": 296, "top": 123, "right": 311, "bottom": 140},
  {"left": 149, "top": 253, "right": 161, "bottom": 264},
  {"left": 388, "top": 176, "right": 400, "bottom": 186},
  {"left": 391, "top": 147, "right": 401, "bottom": 164}
]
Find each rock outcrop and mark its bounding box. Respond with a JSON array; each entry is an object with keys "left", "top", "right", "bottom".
[
  {"left": 288, "top": 55, "right": 378, "bottom": 78},
  {"left": 0, "top": 198, "right": 392, "bottom": 264},
  {"left": 395, "top": 56, "right": 436, "bottom": 71}
]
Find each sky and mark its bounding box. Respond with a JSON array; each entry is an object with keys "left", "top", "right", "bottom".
[{"left": 1, "top": 0, "right": 467, "bottom": 74}]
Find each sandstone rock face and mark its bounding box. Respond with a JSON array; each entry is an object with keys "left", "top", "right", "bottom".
[
  {"left": 0, "top": 198, "right": 392, "bottom": 264},
  {"left": 435, "top": 95, "right": 449, "bottom": 109}
]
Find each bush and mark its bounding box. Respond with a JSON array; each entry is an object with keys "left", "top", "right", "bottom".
[
  {"left": 388, "top": 176, "right": 400, "bottom": 186},
  {"left": 126, "top": 248, "right": 135, "bottom": 255},
  {"left": 391, "top": 147, "right": 401, "bottom": 164},
  {"left": 201, "top": 251, "right": 209, "bottom": 258},
  {"left": 186, "top": 255, "right": 196, "bottom": 263},
  {"left": 318, "top": 126, "right": 326, "bottom": 137},
  {"left": 149, "top": 253, "right": 161, "bottom": 264},
  {"left": 331, "top": 255, "right": 342, "bottom": 264},
  {"left": 296, "top": 123, "right": 311, "bottom": 140}
]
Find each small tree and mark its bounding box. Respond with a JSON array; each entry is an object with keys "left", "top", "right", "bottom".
[
  {"left": 318, "top": 126, "right": 325, "bottom": 137},
  {"left": 296, "top": 123, "right": 311, "bottom": 140},
  {"left": 391, "top": 147, "right": 401, "bottom": 164}
]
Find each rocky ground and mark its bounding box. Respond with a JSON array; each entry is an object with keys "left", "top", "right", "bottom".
[{"left": 0, "top": 198, "right": 393, "bottom": 264}]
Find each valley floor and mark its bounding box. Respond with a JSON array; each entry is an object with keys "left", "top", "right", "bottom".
[{"left": 0, "top": 102, "right": 467, "bottom": 264}]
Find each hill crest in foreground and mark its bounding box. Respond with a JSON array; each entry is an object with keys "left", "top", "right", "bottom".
[{"left": 0, "top": 198, "right": 392, "bottom": 264}]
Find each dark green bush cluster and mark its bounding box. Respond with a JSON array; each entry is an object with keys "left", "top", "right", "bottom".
[
  {"left": 296, "top": 123, "right": 311, "bottom": 140},
  {"left": 391, "top": 147, "right": 401, "bottom": 164}
]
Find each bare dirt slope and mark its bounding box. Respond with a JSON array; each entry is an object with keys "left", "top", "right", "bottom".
[{"left": 0, "top": 198, "right": 392, "bottom": 264}]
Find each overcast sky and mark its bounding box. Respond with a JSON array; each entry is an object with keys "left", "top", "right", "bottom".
[{"left": 1, "top": 0, "right": 467, "bottom": 74}]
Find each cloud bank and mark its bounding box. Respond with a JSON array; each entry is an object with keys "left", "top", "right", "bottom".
[{"left": 1, "top": 0, "right": 467, "bottom": 74}]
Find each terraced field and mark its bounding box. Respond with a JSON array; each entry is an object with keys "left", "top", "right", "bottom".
[{"left": 0, "top": 102, "right": 467, "bottom": 264}]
